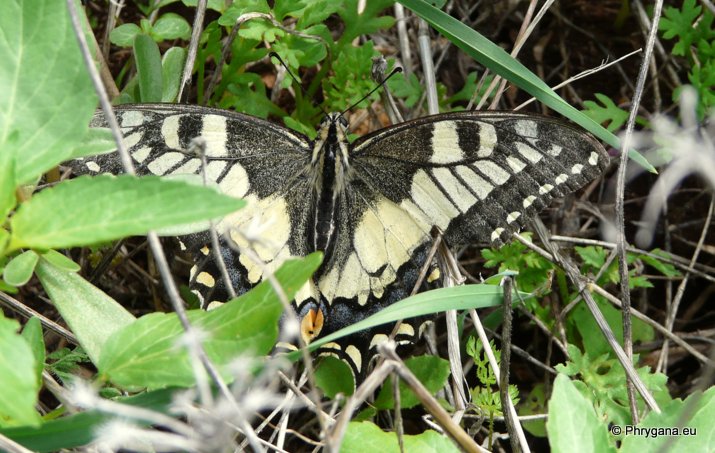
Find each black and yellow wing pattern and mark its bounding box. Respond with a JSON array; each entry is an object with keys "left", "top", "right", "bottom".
[{"left": 70, "top": 104, "right": 609, "bottom": 377}]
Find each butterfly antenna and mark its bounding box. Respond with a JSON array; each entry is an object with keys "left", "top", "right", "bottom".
[
  {"left": 269, "top": 52, "right": 329, "bottom": 117},
  {"left": 340, "top": 66, "right": 403, "bottom": 117}
]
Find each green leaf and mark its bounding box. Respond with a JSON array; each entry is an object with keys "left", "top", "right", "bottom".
[
  {"left": 2, "top": 250, "right": 39, "bottom": 286},
  {"left": 0, "top": 387, "right": 176, "bottom": 452},
  {"left": 0, "top": 229, "right": 9, "bottom": 257},
  {"left": 582, "top": 93, "right": 630, "bottom": 132},
  {"left": 218, "top": 0, "right": 271, "bottom": 26},
  {"left": 338, "top": 0, "right": 396, "bottom": 46},
  {"left": 161, "top": 47, "right": 187, "bottom": 102},
  {"left": 8, "top": 175, "right": 245, "bottom": 251},
  {"left": 40, "top": 250, "right": 80, "bottom": 272},
  {"left": 181, "top": 0, "right": 228, "bottom": 12},
  {"left": 20, "top": 317, "right": 45, "bottom": 389},
  {"left": 69, "top": 127, "right": 116, "bottom": 160},
  {"left": 35, "top": 258, "right": 136, "bottom": 365},
  {"left": 387, "top": 72, "right": 424, "bottom": 108},
  {"left": 0, "top": 313, "right": 41, "bottom": 427},
  {"left": 322, "top": 42, "right": 380, "bottom": 112},
  {"left": 547, "top": 374, "right": 616, "bottom": 453},
  {"left": 397, "top": 0, "right": 656, "bottom": 173},
  {"left": 555, "top": 345, "right": 669, "bottom": 427},
  {"left": 315, "top": 355, "right": 355, "bottom": 397},
  {"left": 659, "top": 0, "right": 702, "bottom": 56},
  {"left": 374, "top": 355, "right": 451, "bottom": 410},
  {"left": 98, "top": 254, "right": 322, "bottom": 388},
  {"left": 109, "top": 23, "right": 142, "bottom": 47},
  {"left": 222, "top": 73, "right": 286, "bottom": 118},
  {"left": 575, "top": 245, "right": 608, "bottom": 271},
  {"left": 0, "top": 147, "right": 16, "bottom": 220},
  {"left": 299, "top": 0, "right": 342, "bottom": 28},
  {"left": 134, "top": 34, "right": 163, "bottom": 103},
  {"left": 620, "top": 387, "right": 715, "bottom": 452},
  {"left": 151, "top": 13, "right": 191, "bottom": 41},
  {"left": 46, "top": 346, "right": 90, "bottom": 385},
  {"left": 342, "top": 422, "right": 459, "bottom": 453},
  {"left": 640, "top": 250, "right": 681, "bottom": 278},
  {"left": 0, "top": 0, "right": 98, "bottom": 184}
]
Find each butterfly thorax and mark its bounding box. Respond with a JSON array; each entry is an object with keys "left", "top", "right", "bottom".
[{"left": 309, "top": 113, "right": 351, "bottom": 255}]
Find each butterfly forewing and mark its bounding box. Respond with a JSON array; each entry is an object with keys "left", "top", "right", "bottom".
[
  {"left": 76, "top": 104, "right": 317, "bottom": 304},
  {"left": 348, "top": 112, "right": 608, "bottom": 246}
]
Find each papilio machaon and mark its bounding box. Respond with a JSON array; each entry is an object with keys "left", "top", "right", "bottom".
[{"left": 69, "top": 104, "right": 608, "bottom": 377}]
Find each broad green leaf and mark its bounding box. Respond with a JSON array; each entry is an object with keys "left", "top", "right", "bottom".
[
  {"left": 0, "top": 314, "right": 41, "bottom": 427},
  {"left": 547, "top": 374, "right": 616, "bottom": 453},
  {"left": 0, "top": 0, "right": 98, "bottom": 184},
  {"left": 397, "top": 0, "right": 655, "bottom": 173},
  {"left": 0, "top": 147, "right": 15, "bottom": 220},
  {"left": 8, "top": 175, "right": 245, "bottom": 251},
  {"left": 0, "top": 387, "right": 176, "bottom": 452},
  {"left": 20, "top": 317, "right": 45, "bottom": 389},
  {"left": 181, "top": 0, "right": 228, "bottom": 12},
  {"left": 218, "top": 0, "right": 271, "bottom": 26},
  {"left": 342, "top": 422, "right": 459, "bottom": 453},
  {"left": 315, "top": 356, "right": 355, "bottom": 398},
  {"left": 0, "top": 229, "right": 9, "bottom": 256},
  {"left": 161, "top": 47, "right": 187, "bottom": 102},
  {"left": 109, "top": 23, "right": 142, "bottom": 47},
  {"left": 151, "top": 13, "right": 191, "bottom": 41},
  {"left": 308, "top": 284, "right": 525, "bottom": 351},
  {"left": 620, "top": 387, "right": 715, "bottom": 452},
  {"left": 3, "top": 250, "right": 39, "bottom": 286},
  {"left": 374, "top": 355, "right": 451, "bottom": 410},
  {"left": 40, "top": 250, "right": 80, "bottom": 272},
  {"left": 134, "top": 34, "right": 163, "bottom": 103},
  {"left": 35, "top": 258, "right": 136, "bottom": 365},
  {"left": 98, "top": 254, "right": 322, "bottom": 389},
  {"left": 69, "top": 128, "right": 116, "bottom": 160}
]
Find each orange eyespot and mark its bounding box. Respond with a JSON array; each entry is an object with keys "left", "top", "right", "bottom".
[{"left": 300, "top": 308, "right": 324, "bottom": 344}]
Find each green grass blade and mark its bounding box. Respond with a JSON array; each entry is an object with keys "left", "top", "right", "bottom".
[
  {"left": 397, "top": 0, "right": 655, "bottom": 173},
  {"left": 308, "top": 284, "right": 525, "bottom": 350}
]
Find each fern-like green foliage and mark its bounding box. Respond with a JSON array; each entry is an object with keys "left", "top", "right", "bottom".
[
  {"left": 556, "top": 345, "right": 670, "bottom": 427},
  {"left": 660, "top": 0, "right": 715, "bottom": 118},
  {"left": 466, "top": 337, "right": 519, "bottom": 416}
]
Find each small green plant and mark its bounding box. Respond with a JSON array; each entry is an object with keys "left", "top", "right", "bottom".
[
  {"left": 465, "top": 337, "right": 519, "bottom": 446},
  {"left": 482, "top": 238, "right": 680, "bottom": 360},
  {"left": 660, "top": 0, "right": 715, "bottom": 118},
  {"left": 583, "top": 93, "right": 648, "bottom": 132},
  {"left": 556, "top": 345, "right": 670, "bottom": 427},
  {"left": 467, "top": 337, "right": 519, "bottom": 414}
]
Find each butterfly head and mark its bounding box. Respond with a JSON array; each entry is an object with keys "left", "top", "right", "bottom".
[
  {"left": 313, "top": 113, "right": 350, "bottom": 164},
  {"left": 319, "top": 112, "right": 349, "bottom": 143}
]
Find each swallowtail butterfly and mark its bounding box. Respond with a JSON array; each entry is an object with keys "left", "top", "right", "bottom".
[{"left": 69, "top": 104, "right": 608, "bottom": 378}]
